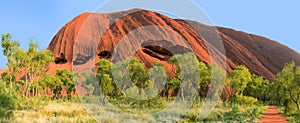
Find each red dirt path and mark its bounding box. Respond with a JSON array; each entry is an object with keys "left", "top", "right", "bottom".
[{"left": 260, "top": 106, "right": 288, "bottom": 123}]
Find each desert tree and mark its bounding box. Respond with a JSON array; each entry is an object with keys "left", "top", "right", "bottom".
[
  {"left": 198, "top": 62, "right": 210, "bottom": 97},
  {"left": 1, "top": 33, "right": 20, "bottom": 93},
  {"left": 56, "top": 69, "right": 74, "bottom": 99},
  {"left": 39, "top": 73, "right": 62, "bottom": 98},
  {"left": 148, "top": 61, "right": 167, "bottom": 97},
  {"left": 227, "top": 65, "right": 252, "bottom": 96},
  {"left": 273, "top": 62, "right": 300, "bottom": 112},
  {"left": 168, "top": 53, "right": 199, "bottom": 101},
  {"left": 127, "top": 58, "right": 149, "bottom": 95},
  {"left": 13, "top": 40, "right": 53, "bottom": 96}
]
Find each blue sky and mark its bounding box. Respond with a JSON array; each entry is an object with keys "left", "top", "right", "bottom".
[{"left": 0, "top": 0, "right": 299, "bottom": 68}]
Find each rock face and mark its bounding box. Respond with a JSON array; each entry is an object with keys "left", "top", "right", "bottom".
[{"left": 47, "top": 9, "right": 300, "bottom": 81}]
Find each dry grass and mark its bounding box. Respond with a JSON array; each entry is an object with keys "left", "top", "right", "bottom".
[
  {"left": 0, "top": 99, "right": 268, "bottom": 123},
  {"left": 7, "top": 101, "right": 97, "bottom": 123}
]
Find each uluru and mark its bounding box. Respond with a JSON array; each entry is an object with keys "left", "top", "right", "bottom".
[{"left": 47, "top": 9, "right": 300, "bottom": 81}]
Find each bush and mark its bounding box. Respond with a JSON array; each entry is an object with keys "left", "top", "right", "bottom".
[
  {"left": 221, "top": 105, "right": 248, "bottom": 122},
  {"left": 21, "top": 97, "right": 50, "bottom": 110},
  {"left": 184, "top": 112, "right": 200, "bottom": 122},
  {"left": 235, "top": 95, "right": 257, "bottom": 106},
  {"left": 0, "top": 81, "right": 23, "bottom": 119},
  {"left": 0, "top": 108, "right": 13, "bottom": 119},
  {"left": 284, "top": 110, "right": 300, "bottom": 122},
  {"left": 0, "top": 95, "right": 17, "bottom": 110},
  {"left": 66, "top": 95, "right": 81, "bottom": 103},
  {"left": 244, "top": 107, "right": 260, "bottom": 121},
  {"left": 107, "top": 95, "right": 166, "bottom": 114},
  {"left": 204, "top": 110, "right": 223, "bottom": 121}
]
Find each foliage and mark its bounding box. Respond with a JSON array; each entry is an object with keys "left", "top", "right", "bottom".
[
  {"left": 1, "top": 33, "right": 20, "bottom": 93},
  {"left": 3, "top": 33, "right": 300, "bottom": 122},
  {"left": 95, "top": 59, "right": 119, "bottom": 97},
  {"left": 80, "top": 71, "right": 96, "bottom": 95},
  {"left": 56, "top": 69, "right": 74, "bottom": 99},
  {"left": 235, "top": 95, "right": 258, "bottom": 106},
  {"left": 283, "top": 110, "right": 300, "bottom": 122},
  {"left": 168, "top": 53, "right": 200, "bottom": 101},
  {"left": 0, "top": 77, "right": 23, "bottom": 119},
  {"left": 148, "top": 62, "right": 167, "bottom": 97},
  {"left": 1, "top": 34, "right": 54, "bottom": 97},
  {"left": 39, "top": 73, "right": 62, "bottom": 98},
  {"left": 128, "top": 58, "right": 150, "bottom": 90},
  {"left": 198, "top": 62, "right": 210, "bottom": 92},
  {"left": 39, "top": 69, "right": 74, "bottom": 99},
  {"left": 244, "top": 75, "right": 270, "bottom": 101},
  {"left": 272, "top": 62, "right": 300, "bottom": 113},
  {"left": 227, "top": 65, "right": 252, "bottom": 96},
  {"left": 109, "top": 95, "right": 166, "bottom": 114}
]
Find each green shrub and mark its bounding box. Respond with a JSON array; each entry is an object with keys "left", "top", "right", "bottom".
[
  {"left": 0, "top": 108, "right": 13, "bottom": 119},
  {"left": 222, "top": 105, "right": 245, "bottom": 121},
  {"left": 243, "top": 107, "right": 261, "bottom": 122},
  {"left": 236, "top": 95, "right": 257, "bottom": 106},
  {"left": 184, "top": 112, "right": 199, "bottom": 122},
  {"left": 0, "top": 95, "right": 16, "bottom": 110},
  {"left": 67, "top": 95, "right": 81, "bottom": 103},
  {"left": 0, "top": 82, "right": 24, "bottom": 119},
  {"left": 284, "top": 110, "right": 300, "bottom": 122},
  {"left": 108, "top": 95, "right": 166, "bottom": 114},
  {"left": 204, "top": 110, "right": 224, "bottom": 121}
]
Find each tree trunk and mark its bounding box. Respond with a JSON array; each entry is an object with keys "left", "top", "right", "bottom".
[
  {"left": 284, "top": 100, "right": 289, "bottom": 113},
  {"left": 296, "top": 102, "right": 300, "bottom": 111},
  {"left": 35, "top": 86, "right": 38, "bottom": 97},
  {"left": 181, "top": 87, "right": 185, "bottom": 102},
  {"left": 9, "top": 74, "right": 12, "bottom": 95},
  {"left": 24, "top": 74, "right": 28, "bottom": 96},
  {"left": 26, "top": 83, "right": 32, "bottom": 97},
  {"left": 26, "top": 72, "right": 33, "bottom": 97},
  {"left": 139, "top": 88, "right": 145, "bottom": 96},
  {"left": 167, "top": 88, "right": 174, "bottom": 100},
  {"left": 290, "top": 91, "right": 300, "bottom": 111}
]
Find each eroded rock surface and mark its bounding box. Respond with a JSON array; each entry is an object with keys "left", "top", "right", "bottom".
[{"left": 47, "top": 9, "right": 300, "bottom": 81}]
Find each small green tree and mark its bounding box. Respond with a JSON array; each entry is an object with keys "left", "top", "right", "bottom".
[
  {"left": 244, "top": 75, "right": 265, "bottom": 100},
  {"left": 292, "top": 66, "right": 300, "bottom": 110},
  {"left": 95, "top": 59, "right": 119, "bottom": 97},
  {"left": 148, "top": 62, "right": 167, "bottom": 97},
  {"left": 9, "top": 40, "right": 53, "bottom": 96},
  {"left": 0, "top": 72, "right": 23, "bottom": 118},
  {"left": 128, "top": 58, "right": 149, "bottom": 94},
  {"left": 100, "top": 74, "right": 114, "bottom": 96},
  {"left": 273, "top": 62, "right": 295, "bottom": 112},
  {"left": 56, "top": 69, "right": 74, "bottom": 99},
  {"left": 166, "top": 78, "right": 180, "bottom": 99},
  {"left": 258, "top": 79, "right": 271, "bottom": 102},
  {"left": 1, "top": 34, "right": 53, "bottom": 97},
  {"left": 273, "top": 62, "right": 300, "bottom": 112},
  {"left": 1, "top": 33, "right": 20, "bottom": 94},
  {"left": 198, "top": 62, "right": 210, "bottom": 95},
  {"left": 81, "top": 71, "right": 97, "bottom": 95},
  {"left": 227, "top": 65, "right": 252, "bottom": 96},
  {"left": 168, "top": 53, "right": 199, "bottom": 101},
  {"left": 39, "top": 73, "right": 62, "bottom": 98}
]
